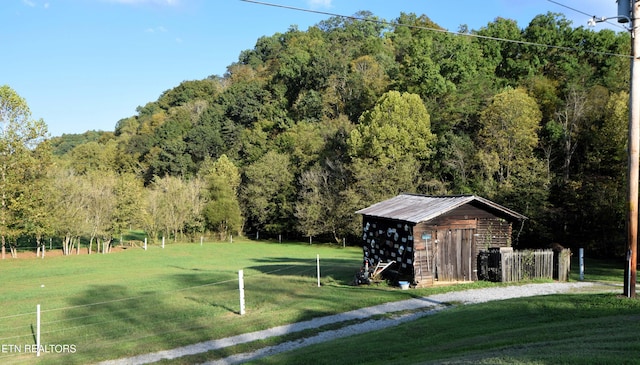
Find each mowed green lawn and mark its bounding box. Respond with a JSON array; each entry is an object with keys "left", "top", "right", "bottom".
[
  {"left": 0, "top": 239, "right": 438, "bottom": 365},
  {"left": 1, "top": 241, "right": 638, "bottom": 365},
  {"left": 246, "top": 257, "right": 640, "bottom": 365}
]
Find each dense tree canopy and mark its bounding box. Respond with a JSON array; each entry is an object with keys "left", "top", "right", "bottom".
[{"left": 7, "top": 9, "right": 635, "bottom": 256}]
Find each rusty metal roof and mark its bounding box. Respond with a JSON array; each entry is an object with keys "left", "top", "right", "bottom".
[{"left": 355, "top": 193, "right": 527, "bottom": 223}]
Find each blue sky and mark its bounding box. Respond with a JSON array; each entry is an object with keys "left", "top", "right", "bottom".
[{"left": 2, "top": 0, "right": 621, "bottom": 137}]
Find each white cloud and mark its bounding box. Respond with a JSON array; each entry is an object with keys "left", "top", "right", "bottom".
[
  {"left": 145, "top": 26, "right": 168, "bottom": 33},
  {"left": 21, "top": 0, "right": 51, "bottom": 10},
  {"left": 307, "top": 0, "right": 331, "bottom": 9}
]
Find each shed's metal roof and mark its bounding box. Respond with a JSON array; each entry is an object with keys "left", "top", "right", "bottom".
[{"left": 355, "top": 193, "right": 527, "bottom": 223}]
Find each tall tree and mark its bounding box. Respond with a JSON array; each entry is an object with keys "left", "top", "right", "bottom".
[
  {"left": 476, "top": 88, "right": 542, "bottom": 187},
  {"left": 0, "top": 85, "right": 48, "bottom": 258},
  {"left": 15, "top": 141, "right": 55, "bottom": 257},
  {"left": 475, "top": 87, "right": 549, "bottom": 238},
  {"left": 51, "top": 168, "right": 88, "bottom": 255},
  {"left": 201, "top": 155, "right": 242, "bottom": 240},
  {"left": 348, "top": 90, "right": 436, "bottom": 203},
  {"left": 389, "top": 13, "right": 450, "bottom": 99},
  {"left": 241, "top": 150, "right": 295, "bottom": 236},
  {"left": 146, "top": 175, "right": 199, "bottom": 242}
]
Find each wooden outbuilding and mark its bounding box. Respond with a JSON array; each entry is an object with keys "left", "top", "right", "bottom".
[{"left": 356, "top": 193, "right": 527, "bottom": 287}]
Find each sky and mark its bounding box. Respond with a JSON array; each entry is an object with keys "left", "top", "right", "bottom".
[{"left": 1, "top": 0, "right": 624, "bottom": 137}]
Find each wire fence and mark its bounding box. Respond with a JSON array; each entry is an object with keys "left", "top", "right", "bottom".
[{"left": 0, "top": 255, "right": 359, "bottom": 364}]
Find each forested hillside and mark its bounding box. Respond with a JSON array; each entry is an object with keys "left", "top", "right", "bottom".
[{"left": 5, "top": 11, "right": 633, "bottom": 257}]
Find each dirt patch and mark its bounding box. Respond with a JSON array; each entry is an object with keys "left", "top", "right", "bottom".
[{"left": 4, "top": 245, "right": 131, "bottom": 259}]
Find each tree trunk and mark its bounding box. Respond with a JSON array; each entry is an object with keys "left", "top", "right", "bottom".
[
  {"left": 63, "top": 235, "right": 71, "bottom": 255},
  {"left": 103, "top": 239, "right": 112, "bottom": 253},
  {"left": 69, "top": 238, "right": 75, "bottom": 255}
]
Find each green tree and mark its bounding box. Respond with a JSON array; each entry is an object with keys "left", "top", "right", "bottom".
[
  {"left": 475, "top": 88, "right": 549, "bottom": 238},
  {"left": 295, "top": 162, "right": 361, "bottom": 243},
  {"left": 50, "top": 168, "right": 88, "bottom": 255},
  {"left": 83, "top": 171, "right": 118, "bottom": 254},
  {"left": 389, "top": 13, "right": 450, "bottom": 98},
  {"left": 0, "top": 85, "right": 49, "bottom": 258},
  {"left": 562, "top": 90, "right": 628, "bottom": 255},
  {"left": 112, "top": 173, "right": 145, "bottom": 239},
  {"left": 475, "top": 17, "right": 528, "bottom": 83},
  {"left": 14, "top": 141, "right": 55, "bottom": 257},
  {"left": 68, "top": 139, "right": 118, "bottom": 174},
  {"left": 201, "top": 155, "right": 242, "bottom": 240},
  {"left": 241, "top": 150, "right": 295, "bottom": 236},
  {"left": 297, "top": 116, "right": 361, "bottom": 242},
  {"left": 145, "top": 175, "right": 202, "bottom": 242},
  {"left": 348, "top": 91, "right": 436, "bottom": 202},
  {"left": 476, "top": 88, "right": 542, "bottom": 187}
]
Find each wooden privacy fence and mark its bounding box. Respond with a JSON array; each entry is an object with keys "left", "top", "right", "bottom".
[
  {"left": 478, "top": 248, "right": 571, "bottom": 282},
  {"left": 502, "top": 249, "right": 553, "bottom": 282}
]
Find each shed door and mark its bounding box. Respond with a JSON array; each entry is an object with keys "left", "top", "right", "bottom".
[
  {"left": 435, "top": 228, "right": 475, "bottom": 282},
  {"left": 414, "top": 230, "right": 435, "bottom": 283}
]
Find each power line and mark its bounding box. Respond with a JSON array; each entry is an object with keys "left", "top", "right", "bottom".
[
  {"left": 240, "top": 0, "right": 631, "bottom": 59},
  {"left": 546, "top": 0, "right": 628, "bottom": 31}
]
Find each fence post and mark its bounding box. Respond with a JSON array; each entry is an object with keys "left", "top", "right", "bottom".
[
  {"left": 579, "top": 248, "right": 584, "bottom": 281},
  {"left": 317, "top": 254, "right": 321, "bottom": 287},
  {"left": 144, "top": 238, "right": 147, "bottom": 251},
  {"left": 239, "top": 270, "right": 245, "bottom": 315},
  {"left": 162, "top": 236, "right": 165, "bottom": 249},
  {"left": 36, "top": 304, "right": 41, "bottom": 357}
]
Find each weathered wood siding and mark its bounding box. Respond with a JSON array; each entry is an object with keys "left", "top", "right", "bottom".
[
  {"left": 361, "top": 203, "right": 516, "bottom": 285},
  {"left": 411, "top": 204, "right": 513, "bottom": 283},
  {"left": 501, "top": 249, "right": 554, "bottom": 282}
]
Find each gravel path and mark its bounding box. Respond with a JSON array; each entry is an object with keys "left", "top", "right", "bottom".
[{"left": 97, "top": 281, "right": 601, "bottom": 365}]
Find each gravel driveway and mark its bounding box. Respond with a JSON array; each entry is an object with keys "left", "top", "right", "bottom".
[{"left": 97, "top": 281, "right": 602, "bottom": 365}]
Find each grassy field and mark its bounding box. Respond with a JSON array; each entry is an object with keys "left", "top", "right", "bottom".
[
  {"left": 1, "top": 238, "right": 477, "bottom": 365},
  {"left": 244, "top": 256, "right": 640, "bottom": 365},
  {"left": 0, "top": 241, "right": 636, "bottom": 364}
]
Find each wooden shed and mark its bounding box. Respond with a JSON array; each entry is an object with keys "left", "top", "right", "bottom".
[{"left": 356, "top": 193, "right": 527, "bottom": 287}]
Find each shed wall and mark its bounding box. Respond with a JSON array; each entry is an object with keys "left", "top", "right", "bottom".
[
  {"left": 361, "top": 203, "right": 515, "bottom": 286},
  {"left": 361, "top": 217, "right": 415, "bottom": 280}
]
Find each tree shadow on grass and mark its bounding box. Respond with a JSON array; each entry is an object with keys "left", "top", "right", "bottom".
[
  {"left": 247, "top": 256, "right": 361, "bottom": 286},
  {"left": 169, "top": 271, "right": 242, "bottom": 314},
  {"left": 57, "top": 284, "right": 213, "bottom": 365}
]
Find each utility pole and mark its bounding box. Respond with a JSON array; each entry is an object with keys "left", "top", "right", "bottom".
[
  {"left": 594, "top": 1, "right": 640, "bottom": 297},
  {"left": 626, "top": 0, "right": 640, "bottom": 298}
]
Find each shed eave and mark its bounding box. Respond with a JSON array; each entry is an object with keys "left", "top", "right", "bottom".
[{"left": 355, "top": 193, "right": 527, "bottom": 223}]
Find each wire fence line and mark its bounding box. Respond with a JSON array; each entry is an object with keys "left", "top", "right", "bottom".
[
  {"left": 0, "top": 255, "right": 357, "bottom": 363},
  {"left": 0, "top": 261, "right": 321, "bottom": 321}
]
